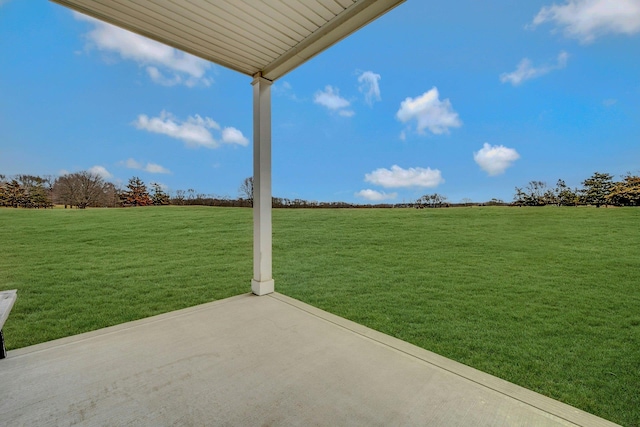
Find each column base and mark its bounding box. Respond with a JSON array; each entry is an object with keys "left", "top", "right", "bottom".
[{"left": 251, "top": 279, "right": 275, "bottom": 296}]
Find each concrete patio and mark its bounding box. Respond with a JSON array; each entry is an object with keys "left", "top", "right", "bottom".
[{"left": 0, "top": 292, "right": 619, "bottom": 426}]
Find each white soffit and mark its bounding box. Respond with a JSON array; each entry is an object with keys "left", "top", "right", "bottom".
[{"left": 51, "top": 0, "right": 405, "bottom": 81}]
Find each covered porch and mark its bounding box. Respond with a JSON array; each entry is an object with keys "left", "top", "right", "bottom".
[
  {"left": 0, "top": 292, "right": 616, "bottom": 426},
  {"left": 0, "top": 2, "right": 620, "bottom": 426}
]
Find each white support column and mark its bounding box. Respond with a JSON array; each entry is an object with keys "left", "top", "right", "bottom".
[{"left": 251, "top": 73, "right": 275, "bottom": 296}]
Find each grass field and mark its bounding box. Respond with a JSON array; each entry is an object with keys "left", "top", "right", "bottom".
[{"left": 1, "top": 206, "right": 638, "bottom": 426}]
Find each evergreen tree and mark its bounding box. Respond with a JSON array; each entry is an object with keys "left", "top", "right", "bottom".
[
  {"left": 581, "top": 172, "right": 614, "bottom": 207},
  {"left": 151, "top": 182, "right": 170, "bottom": 206},
  {"left": 4, "top": 180, "right": 26, "bottom": 208},
  {"left": 122, "top": 177, "right": 152, "bottom": 206},
  {"left": 607, "top": 174, "right": 640, "bottom": 206}
]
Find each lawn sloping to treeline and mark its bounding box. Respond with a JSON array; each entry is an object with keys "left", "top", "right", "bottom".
[{"left": 1, "top": 206, "right": 638, "bottom": 426}]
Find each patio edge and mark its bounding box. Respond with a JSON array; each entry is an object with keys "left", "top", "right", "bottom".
[
  {"left": 7, "top": 293, "right": 255, "bottom": 358},
  {"left": 268, "top": 292, "right": 620, "bottom": 427}
]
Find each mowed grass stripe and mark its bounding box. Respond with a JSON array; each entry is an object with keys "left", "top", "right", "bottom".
[{"left": 1, "top": 206, "right": 638, "bottom": 426}]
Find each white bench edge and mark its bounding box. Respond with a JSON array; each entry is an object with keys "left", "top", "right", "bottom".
[{"left": 0, "top": 289, "right": 18, "bottom": 329}]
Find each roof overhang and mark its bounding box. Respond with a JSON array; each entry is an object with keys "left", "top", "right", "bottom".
[{"left": 51, "top": 0, "right": 405, "bottom": 81}]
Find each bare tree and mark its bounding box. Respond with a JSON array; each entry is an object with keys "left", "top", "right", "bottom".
[
  {"left": 514, "top": 181, "right": 551, "bottom": 206},
  {"left": 238, "top": 177, "right": 253, "bottom": 205},
  {"left": 418, "top": 193, "right": 448, "bottom": 208},
  {"left": 555, "top": 179, "right": 578, "bottom": 206},
  {"left": 53, "top": 171, "right": 106, "bottom": 209},
  {"left": 101, "top": 182, "right": 121, "bottom": 207},
  {"left": 173, "top": 189, "right": 185, "bottom": 205}
]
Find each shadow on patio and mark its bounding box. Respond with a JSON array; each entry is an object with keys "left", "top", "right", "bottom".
[{"left": 0, "top": 292, "right": 618, "bottom": 426}]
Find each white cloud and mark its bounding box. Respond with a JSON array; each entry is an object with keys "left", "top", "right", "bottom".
[
  {"left": 122, "top": 158, "right": 171, "bottom": 174},
  {"left": 273, "top": 81, "right": 301, "bottom": 101},
  {"left": 365, "top": 165, "right": 444, "bottom": 188},
  {"left": 146, "top": 66, "right": 182, "bottom": 87},
  {"left": 74, "top": 13, "right": 212, "bottom": 86},
  {"left": 88, "top": 165, "right": 112, "bottom": 179},
  {"left": 355, "top": 189, "right": 397, "bottom": 201},
  {"left": 278, "top": 81, "right": 292, "bottom": 91},
  {"left": 358, "top": 71, "right": 381, "bottom": 106},
  {"left": 314, "top": 85, "right": 353, "bottom": 117},
  {"left": 124, "top": 158, "right": 143, "bottom": 169},
  {"left": 134, "top": 111, "right": 248, "bottom": 149},
  {"left": 473, "top": 143, "right": 520, "bottom": 176},
  {"left": 500, "top": 51, "right": 569, "bottom": 86},
  {"left": 145, "top": 163, "right": 171, "bottom": 174},
  {"left": 314, "top": 85, "right": 349, "bottom": 110},
  {"left": 531, "top": 0, "right": 640, "bottom": 43},
  {"left": 603, "top": 98, "right": 618, "bottom": 107},
  {"left": 221, "top": 127, "right": 249, "bottom": 146},
  {"left": 396, "top": 88, "right": 462, "bottom": 135},
  {"left": 134, "top": 111, "right": 217, "bottom": 148}
]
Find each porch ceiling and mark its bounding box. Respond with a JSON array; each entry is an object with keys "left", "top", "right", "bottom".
[{"left": 50, "top": 0, "right": 405, "bottom": 81}]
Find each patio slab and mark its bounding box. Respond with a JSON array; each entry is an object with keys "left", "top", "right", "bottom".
[{"left": 0, "top": 292, "right": 619, "bottom": 426}]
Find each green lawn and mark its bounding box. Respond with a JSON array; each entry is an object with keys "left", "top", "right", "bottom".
[
  {"left": 1, "top": 206, "right": 638, "bottom": 426},
  {"left": 0, "top": 207, "right": 252, "bottom": 347}
]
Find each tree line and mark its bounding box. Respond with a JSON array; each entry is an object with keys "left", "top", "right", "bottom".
[
  {"left": 513, "top": 172, "right": 640, "bottom": 207},
  {"left": 1, "top": 170, "right": 638, "bottom": 210},
  {"left": 0, "top": 173, "right": 170, "bottom": 209},
  {"left": 0, "top": 172, "right": 359, "bottom": 209},
  {"left": 0, "top": 173, "right": 397, "bottom": 209}
]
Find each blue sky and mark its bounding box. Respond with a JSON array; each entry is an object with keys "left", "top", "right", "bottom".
[{"left": 1, "top": 0, "right": 639, "bottom": 203}]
